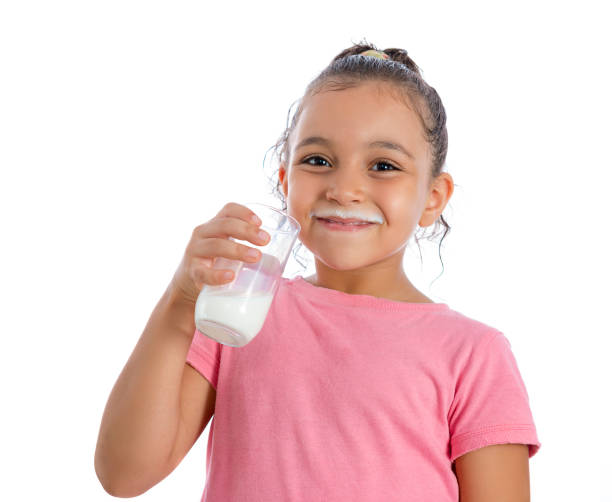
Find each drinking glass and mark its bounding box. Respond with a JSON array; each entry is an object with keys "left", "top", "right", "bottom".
[{"left": 194, "top": 202, "right": 300, "bottom": 347}]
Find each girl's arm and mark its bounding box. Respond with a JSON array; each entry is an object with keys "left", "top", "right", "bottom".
[
  {"left": 94, "top": 286, "right": 215, "bottom": 497},
  {"left": 454, "top": 443, "right": 530, "bottom": 501}
]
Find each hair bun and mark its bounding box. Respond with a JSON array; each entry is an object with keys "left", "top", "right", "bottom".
[{"left": 383, "top": 48, "right": 423, "bottom": 76}]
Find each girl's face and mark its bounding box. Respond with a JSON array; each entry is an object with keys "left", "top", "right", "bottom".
[{"left": 279, "top": 81, "right": 448, "bottom": 274}]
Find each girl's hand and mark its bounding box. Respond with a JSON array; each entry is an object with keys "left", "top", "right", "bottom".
[{"left": 169, "top": 202, "right": 270, "bottom": 305}]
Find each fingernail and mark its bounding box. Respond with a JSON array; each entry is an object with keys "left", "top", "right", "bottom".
[
  {"left": 251, "top": 214, "right": 261, "bottom": 225},
  {"left": 258, "top": 230, "right": 268, "bottom": 241}
]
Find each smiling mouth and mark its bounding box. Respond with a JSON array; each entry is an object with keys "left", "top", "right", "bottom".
[{"left": 315, "top": 218, "right": 378, "bottom": 234}]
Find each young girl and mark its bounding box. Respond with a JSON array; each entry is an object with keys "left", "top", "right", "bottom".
[{"left": 95, "top": 42, "right": 541, "bottom": 501}]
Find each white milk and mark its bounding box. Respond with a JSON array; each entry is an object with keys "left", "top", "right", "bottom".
[
  {"left": 194, "top": 252, "right": 282, "bottom": 347},
  {"left": 195, "top": 289, "right": 275, "bottom": 347}
]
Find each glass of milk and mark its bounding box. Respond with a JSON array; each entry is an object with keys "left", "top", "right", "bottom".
[{"left": 194, "top": 203, "right": 300, "bottom": 347}]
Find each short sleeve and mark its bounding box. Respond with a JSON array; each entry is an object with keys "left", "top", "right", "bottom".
[
  {"left": 448, "top": 332, "right": 541, "bottom": 462},
  {"left": 185, "top": 328, "right": 222, "bottom": 390}
]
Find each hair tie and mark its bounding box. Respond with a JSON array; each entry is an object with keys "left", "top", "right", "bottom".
[{"left": 359, "top": 49, "right": 390, "bottom": 60}]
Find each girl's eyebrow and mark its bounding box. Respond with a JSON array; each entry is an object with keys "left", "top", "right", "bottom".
[{"left": 295, "top": 136, "right": 415, "bottom": 160}]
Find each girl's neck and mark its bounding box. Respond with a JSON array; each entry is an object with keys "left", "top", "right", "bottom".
[{"left": 302, "top": 274, "right": 434, "bottom": 303}]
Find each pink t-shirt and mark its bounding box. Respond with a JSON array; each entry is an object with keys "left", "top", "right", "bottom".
[{"left": 186, "top": 275, "right": 541, "bottom": 501}]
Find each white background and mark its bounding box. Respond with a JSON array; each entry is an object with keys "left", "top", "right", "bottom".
[{"left": 1, "top": 0, "right": 610, "bottom": 500}]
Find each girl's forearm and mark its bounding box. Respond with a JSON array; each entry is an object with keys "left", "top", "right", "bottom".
[{"left": 94, "top": 285, "right": 196, "bottom": 496}]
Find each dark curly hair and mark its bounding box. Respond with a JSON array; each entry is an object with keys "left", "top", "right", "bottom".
[{"left": 263, "top": 39, "right": 456, "bottom": 285}]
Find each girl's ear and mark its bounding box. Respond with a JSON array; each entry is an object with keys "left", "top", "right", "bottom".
[
  {"left": 418, "top": 172, "right": 454, "bottom": 227},
  {"left": 279, "top": 164, "right": 288, "bottom": 198}
]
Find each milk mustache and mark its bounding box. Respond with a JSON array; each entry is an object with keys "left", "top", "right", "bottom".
[{"left": 194, "top": 252, "right": 282, "bottom": 347}]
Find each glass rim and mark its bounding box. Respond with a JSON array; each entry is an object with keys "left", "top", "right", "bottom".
[{"left": 244, "top": 202, "right": 301, "bottom": 234}]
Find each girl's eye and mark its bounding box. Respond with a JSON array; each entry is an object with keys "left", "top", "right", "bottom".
[
  {"left": 302, "top": 156, "right": 400, "bottom": 172},
  {"left": 371, "top": 161, "right": 400, "bottom": 172},
  {"left": 303, "top": 156, "right": 330, "bottom": 167}
]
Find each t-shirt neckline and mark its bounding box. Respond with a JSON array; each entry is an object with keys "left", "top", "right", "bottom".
[{"left": 286, "top": 275, "right": 450, "bottom": 311}]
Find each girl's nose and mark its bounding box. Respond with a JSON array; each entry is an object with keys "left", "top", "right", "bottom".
[{"left": 325, "top": 167, "right": 367, "bottom": 204}]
